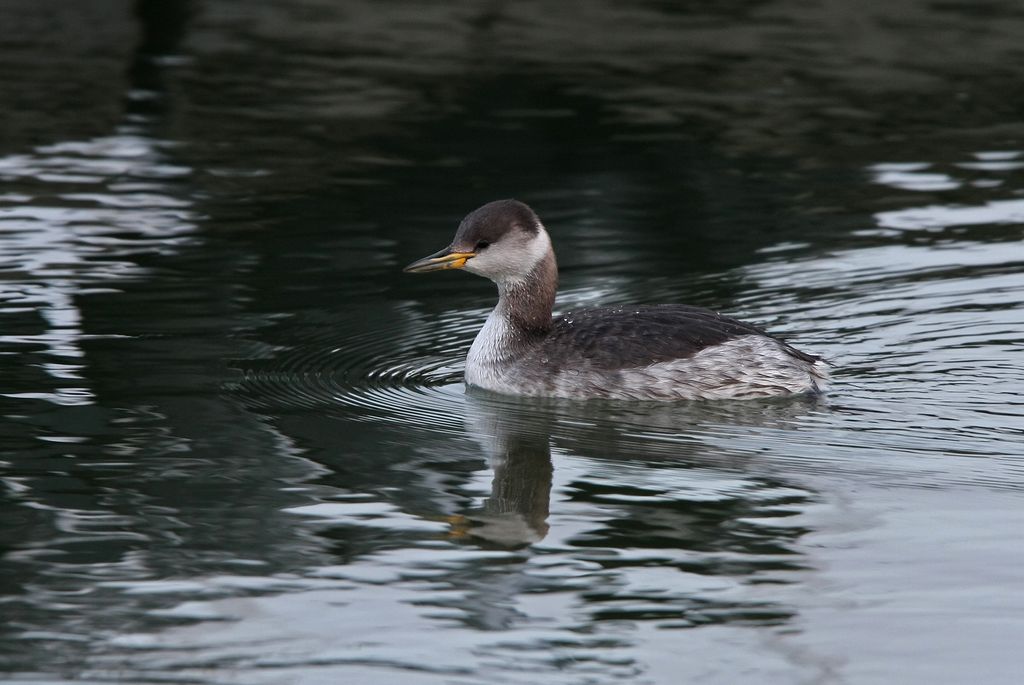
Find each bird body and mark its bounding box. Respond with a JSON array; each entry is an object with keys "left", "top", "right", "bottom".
[{"left": 405, "top": 200, "right": 828, "bottom": 401}]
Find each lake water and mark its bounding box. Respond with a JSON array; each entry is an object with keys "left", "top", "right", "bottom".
[{"left": 2, "top": 1, "right": 1023, "bottom": 683}]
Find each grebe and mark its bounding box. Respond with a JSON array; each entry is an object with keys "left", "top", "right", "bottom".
[{"left": 404, "top": 200, "right": 828, "bottom": 401}]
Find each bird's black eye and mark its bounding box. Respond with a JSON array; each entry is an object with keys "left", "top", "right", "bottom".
[{"left": 475, "top": 240, "right": 490, "bottom": 250}]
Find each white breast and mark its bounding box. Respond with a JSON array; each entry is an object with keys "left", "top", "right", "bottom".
[{"left": 465, "top": 309, "right": 514, "bottom": 392}]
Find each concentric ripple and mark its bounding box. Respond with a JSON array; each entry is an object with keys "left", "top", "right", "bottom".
[{"left": 233, "top": 304, "right": 484, "bottom": 428}]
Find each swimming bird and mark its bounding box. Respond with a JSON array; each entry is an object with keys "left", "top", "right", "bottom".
[{"left": 404, "top": 200, "right": 828, "bottom": 400}]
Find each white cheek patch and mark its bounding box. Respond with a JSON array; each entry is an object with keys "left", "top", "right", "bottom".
[{"left": 465, "top": 225, "right": 552, "bottom": 283}]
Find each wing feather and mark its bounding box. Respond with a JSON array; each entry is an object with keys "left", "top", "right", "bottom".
[{"left": 536, "top": 304, "right": 816, "bottom": 370}]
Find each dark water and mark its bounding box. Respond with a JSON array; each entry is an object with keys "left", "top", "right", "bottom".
[{"left": 2, "top": 1, "right": 1024, "bottom": 683}]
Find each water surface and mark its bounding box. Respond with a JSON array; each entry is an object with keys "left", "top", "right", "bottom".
[{"left": 2, "top": 1, "right": 1023, "bottom": 683}]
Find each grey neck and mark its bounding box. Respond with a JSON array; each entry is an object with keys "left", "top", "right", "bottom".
[{"left": 495, "top": 249, "right": 558, "bottom": 341}]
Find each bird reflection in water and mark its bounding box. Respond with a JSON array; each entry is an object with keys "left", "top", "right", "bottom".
[
  {"left": 445, "top": 389, "right": 827, "bottom": 551},
  {"left": 446, "top": 396, "right": 555, "bottom": 548}
]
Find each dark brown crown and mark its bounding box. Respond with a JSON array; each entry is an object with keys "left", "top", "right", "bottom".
[{"left": 453, "top": 199, "right": 540, "bottom": 248}]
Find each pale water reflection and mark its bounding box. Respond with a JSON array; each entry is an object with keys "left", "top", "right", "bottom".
[{"left": 2, "top": 1, "right": 1024, "bottom": 684}]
